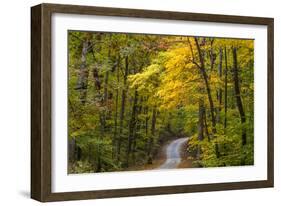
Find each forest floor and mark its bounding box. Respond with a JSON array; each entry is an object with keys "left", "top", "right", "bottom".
[
  {"left": 178, "top": 139, "right": 193, "bottom": 168},
  {"left": 126, "top": 143, "right": 167, "bottom": 171}
]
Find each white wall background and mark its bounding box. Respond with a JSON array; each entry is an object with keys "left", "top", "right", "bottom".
[{"left": 0, "top": 0, "right": 279, "bottom": 205}]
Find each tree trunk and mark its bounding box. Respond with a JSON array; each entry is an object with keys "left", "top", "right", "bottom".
[
  {"left": 126, "top": 90, "right": 138, "bottom": 166},
  {"left": 89, "top": 37, "right": 107, "bottom": 170},
  {"left": 232, "top": 47, "right": 246, "bottom": 145},
  {"left": 104, "top": 68, "right": 109, "bottom": 107},
  {"left": 151, "top": 107, "right": 157, "bottom": 138},
  {"left": 224, "top": 47, "right": 228, "bottom": 130},
  {"left": 101, "top": 49, "right": 111, "bottom": 134},
  {"left": 71, "top": 37, "right": 90, "bottom": 163},
  {"left": 113, "top": 56, "right": 120, "bottom": 158},
  {"left": 117, "top": 56, "right": 129, "bottom": 160},
  {"left": 91, "top": 51, "right": 105, "bottom": 137},
  {"left": 76, "top": 39, "right": 90, "bottom": 103},
  {"left": 197, "top": 99, "right": 205, "bottom": 159},
  {"left": 147, "top": 106, "right": 157, "bottom": 164},
  {"left": 145, "top": 108, "right": 149, "bottom": 136},
  {"left": 209, "top": 38, "right": 215, "bottom": 71},
  {"left": 132, "top": 96, "right": 143, "bottom": 163},
  {"left": 144, "top": 97, "right": 149, "bottom": 137},
  {"left": 194, "top": 37, "right": 216, "bottom": 134},
  {"left": 198, "top": 99, "right": 205, "bottom": 141},
  {"left": 92, "top": 65, "right": 101, "bottom": 91},
  {"left": 216, "top": 48, "right": 223, "bottom": 123},
  {"left": 203, "top": 106, "right": 210, "bottom": 141}
]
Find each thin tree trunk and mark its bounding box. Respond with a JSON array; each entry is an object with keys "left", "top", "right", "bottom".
[
  {"left": 117, "top": 56, "right": 129, "bottom": 160},
  {"left": 151, "top": 107, "right": 157, "bottom": 139},
  {"left": 232, "top": 47, "right": 246, "bottom": 145},
  {"left": 104, "top": 68, "right": 109, "bottom": 107},
  {"left": 203, "top": 106, "right": 210, "bottom": 141},
  {"left": 92, "top": 62, "right": 102, "bottom": 91},
  {"left": 194, "top": 37, "right": 216, "bottom": 134},
  {"left": 89, "top": 37, "right": 105, "bottom": 171},
  {"left": 76, "top": 39, "right": 90, "bottom": 103},
  {"left": 216, "top": 48, "right": 223, "bottom": 123},
  {"left": 209, "top": 38, "right": 215, "bottom": 71},
  {"left": 91, "top": 54, "right": 105, "bottom": 137},
  {"left": 197, "top": 99, "right": 205, "bottom": 159},
  {"left": 102, "top": 49, "right": 111, "bottom": 134},
  {"left": 113, "top": 56, "right": 120, "bottom": 158},
  {"left": 132, "top": 96, "right": 143, "bottom": 163},
  {"left": 72, "top": 36, "right": 90, "bottom": 162},
  {"left": 126, "top": 90, "right": 138, "bottom": 166},
  {"left": 147, "top": 106, "right": 157, "bottom": 164},
  {"left": 198, "top": 99, "right": 205, "bottom": 141},
  {"left": 224, "top": 47, "right": 228, "bottom": 130},
  {"left": 144, "top": 102, "right": 149, "bottom": 137},
  {"left": 144, "top": 97, "right": 149, "bottom": 137}
]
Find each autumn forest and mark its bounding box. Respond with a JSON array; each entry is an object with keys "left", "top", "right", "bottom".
[{"left": 68, "top": 31, "right": 254, "bottom": 173}]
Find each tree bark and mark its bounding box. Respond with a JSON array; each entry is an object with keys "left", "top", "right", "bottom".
[
  {"left": 197, "top": 99, "right": 205, "bottom": 159},
  {"left": 104, "top": 66, "right": 109, "bottom": 107},
  {"left": 126, "top": 90, "right": 138, "bottom": 166},
  {"left": 89, "top": 35, "right": 107, "bottom": 171},
  {"left": 194, "top": 37, "right": 216, "bottom": 134},
  {"left": 203, "top": 106, "right": 210, "bottom": 141},
  {"left": 224, "top": 47, "right": 228, "bottom": 130},
  {"left": 216, "top": 48, "right": 223, "bottom": 123},
  {"left": 76, "top": 39, "right": 90, "bottom": 104},
  {"left": 117, "top": 55, "right": 129, "bottom": 159},
  {"left": 90, "top": 49, "right": 106, "bottom": 136},
  {"left": 113, "top": 56, "right": 120, "bottom": 158},
  {"left": 198, "top": 99, "right": 205, "bottom": 141},
  {"left": 71, "top": 36, "right": 90, "bottom": 163},
  {"left": 232, "top": 47, "right": 246, "bottom": 145},
  {"left": 144, "top": 100, "right": 149, "bottom": 138},
  {"left": 147, "top": 106, "right": 157, "bottom": 164},
  {"left": 209, "top": 38, "right": 215, "bottom": 71},
  {"left": 132, "top": 96, "right": 143, "bottom": 163}
]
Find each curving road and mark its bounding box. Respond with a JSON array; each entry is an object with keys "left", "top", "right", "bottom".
[{"left": 158, "top": 137, "right": 188, "bottom": 169}]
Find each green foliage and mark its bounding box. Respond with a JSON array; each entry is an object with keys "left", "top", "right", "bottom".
[{"left": 68, "top": 32, "right": 254, "bottom": 173}]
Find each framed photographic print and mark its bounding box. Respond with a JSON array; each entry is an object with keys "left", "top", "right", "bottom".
[{"left": 31, "top": 3, "right": 274, "bottom": 202}]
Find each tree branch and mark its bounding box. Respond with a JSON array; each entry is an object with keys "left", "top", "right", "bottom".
[{"left": 187, "top": 38, "right": 201, "bottom": 69}]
